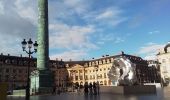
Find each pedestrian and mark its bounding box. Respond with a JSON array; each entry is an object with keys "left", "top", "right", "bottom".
[
  {"left": 89, "top": 82, "right": 93, "bottom": 95},
  {"left": 57, "top": 87, "right": 61, "bottom": 95},
  {"left": 96, "top": 81, "right": 100, "bottom": 95},
  {"left": 84, "top": 82, "right": 89, "bottom": 95},
  {"left": 52, "top": 84, "right": 56, "bottom": 94},
  {"left": 52, "top": 86, "right": 56, "bottom": 95},
  {"left": 93, "top": 82, "right": 97, "bottom": 95}
]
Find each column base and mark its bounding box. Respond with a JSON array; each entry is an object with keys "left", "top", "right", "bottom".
[{"left": 30, "top": 70, "right": 54, "bottom": 95}]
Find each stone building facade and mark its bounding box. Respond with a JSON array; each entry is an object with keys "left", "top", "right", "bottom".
[
  {"left": 157, "top": 42, "right": 170, "bottom": 85},
  {"left": 0, "top": 52, "right": 161, "bottom": 91}
]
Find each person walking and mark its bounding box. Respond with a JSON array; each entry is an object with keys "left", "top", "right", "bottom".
[
  {"left": 93, "top": 82, "right": 97, "bottom": 95},
  {"left": 84, "top": 82, "right": 89, "bottom": 95},
  {"left": 96, "top": 81, "right": 100, "bottom": 95},
  {"left": 89, "top": 82, "right": 93, "bottom": 95}
]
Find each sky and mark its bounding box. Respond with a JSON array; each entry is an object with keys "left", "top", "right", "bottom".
[{"left": 0, "top": 0, "right": 170, "bottom": 61}]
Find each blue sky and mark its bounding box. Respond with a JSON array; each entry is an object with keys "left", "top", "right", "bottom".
[{"left": 0, "top": 0, "right": 169, "bottom": 60}]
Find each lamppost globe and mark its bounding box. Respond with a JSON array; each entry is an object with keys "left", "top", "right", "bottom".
[
  {"left": 33, "top": 41, "right": 38, "bottom": 52},
  {"left": 27, "top": 38, "right": 33, "bottom": 49},
  {"left": 21, "top": 39, "right": 27, "bottom": 51}
]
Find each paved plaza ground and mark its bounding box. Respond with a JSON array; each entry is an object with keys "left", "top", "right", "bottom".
[{"left": 7, "top": 87, "right": 170, "bottom": 100}]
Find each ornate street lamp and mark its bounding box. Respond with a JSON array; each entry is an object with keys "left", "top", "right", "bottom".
[{"left": 21, "top": 38, "right": 38, "bottom": 100}]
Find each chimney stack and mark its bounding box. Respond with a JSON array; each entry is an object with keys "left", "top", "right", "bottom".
[
  {"left": 106, "top": 55, "right": 109, "bottom": 57},
  {"left": 121, "top": 51, "right": 124, "bottom": 55}
]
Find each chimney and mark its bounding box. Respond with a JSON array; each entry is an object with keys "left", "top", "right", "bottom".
[
  {"left": 69, "top": 59, "right": 72, "bottom": 61},
  {"left": 121, "top": 51, "right": 124, "bottom": 55},
  {"left": 8, "top": 54, "right": 10, "bottom": 56},
  {"left": 20, "top": 54, "right": 22, "bottom": 57},
  {"left": 61, "top": 59, "right": 62, "bottom": 61},
  {"left": 1, "top": 53, "right": 3, "bottom": 55},
  {"left": 106, "top": 55, "right": 109, "bottom": 57}
]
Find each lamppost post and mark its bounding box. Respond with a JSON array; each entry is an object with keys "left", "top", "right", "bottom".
[{"left": 21, "top": 38, "right": 38, "bottom": 100}]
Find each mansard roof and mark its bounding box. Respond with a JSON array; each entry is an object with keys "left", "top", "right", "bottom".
[
  {"left": 64, "top": 61, "right": 89, "bottom": 66},
  {"left": 0, "top": 52, "right": 147, "bottom": 67}
]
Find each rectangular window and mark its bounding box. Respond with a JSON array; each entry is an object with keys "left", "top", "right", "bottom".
[
  {"left": 107, "top": 59, "right": 110, "bottom": 63},
  {"left": 19, "top": 69, "right": 22, "bottom": 73},
  {"left": 99, "top": 60, "right": 102, "bottom": 64},
  {"left": 80, "top": 76, "right": 83, "bottom": 80},
  {"left": 6, "top": 69, "right": 9, "bottom": 73},
  {"left": 79, "top": 70, "right": 82, "bottom": 73},
  {"left": 95, "top": 61, "right": 98, "bottom": 65},
  {"left": 100, "top": 74, "right": 102, "bottom": 79},
  {"left": 90, "top": 75, "right": 92, "bottom": 79},
  {"left": 104, "top": 73, "right": 106, "bottom": 78},
  {"left": 75, "top": 76, "right": 78, "bottom": 80},
  {"left": 162, "top": 59, "right": 166, "bottom": 63},
  {"left": 13, "top": 69, "right": 16, "bottom": 73},
  {"left": 93, "top": 75, "right": 95, "bottom": 79},
  {"left": 5, "top": 75, "right": 9, "bottom": 81},
  {"left": 85, "top": 75, "right": 88, "bottom": 80},
  {"left": 103, "top": 59, "right": 106, "bottom": 64},
  {"left": 89, "top": 62, "right": 92, "bottom": 66}
]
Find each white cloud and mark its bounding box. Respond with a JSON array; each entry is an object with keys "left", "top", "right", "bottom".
[
  {"left": 148, "top": 30, "right": 160, "bottom": 35},
  {"left": 94, "top": 33, "right": 125, "bottom": 45},
  {"left": 0, "top": 0, "right": 127, "bottom": 60},
  {"left": 0, "top": 1, "right": 4, "bottom": 15},
  {"left": 50, "top": 50, "right": 87, "bottom": 61},
  {"left": 14, "top": 0, "right": 37, "bottom": 25},
  {"left": 96, "top": 10, "right": 115, "bottom": 20},
  {"left": 144, "top": 55, "right": 157, "bottom": 60},
  {"left": 63, "top": 0, "right": 89, "bottom": 15},
  {"left": 83, "top": 7, "right": 127, "bottom": 27},
  {"left": 49, "top": 23, "right": 98, "bottom": 50},
  {"left": 138, "top": 43, "right": 165, "bottom": 60},
  {"left": 0, "top": 0, "right": 36, "bottom": 56},
  {"left": 139, "top": 43, "right": 164, "bottom": 54},
  {"left": 114, "top": 37, "right": 125, "bottom": 43}
]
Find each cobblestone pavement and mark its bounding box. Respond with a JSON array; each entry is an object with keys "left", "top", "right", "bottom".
[
  {"left": 7, "top": 87, "right": 170, "bottom": 100},
  {"left": 7, "top": 93, "right": 163, "bottom": 100}
]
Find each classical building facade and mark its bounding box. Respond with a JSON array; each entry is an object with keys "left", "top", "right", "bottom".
[
  {"left": 0, "top": 52, "right": 161, "bottom": 91},
  {"left": 157, "top": 42, "right": 170, "bottom": 85}
]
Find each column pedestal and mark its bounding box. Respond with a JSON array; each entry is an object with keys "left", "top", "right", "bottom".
[{"left": 30, "top": 70, "right": 54, "bottom": 95}]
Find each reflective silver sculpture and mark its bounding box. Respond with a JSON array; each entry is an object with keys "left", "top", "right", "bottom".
[{"left": 108, "top": 56, "right": 138, "bottom": 86}]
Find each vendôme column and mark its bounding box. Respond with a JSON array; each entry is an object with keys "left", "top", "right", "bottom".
[{"left": 31, "top": 0, "right": 54, "bottom": 94}]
